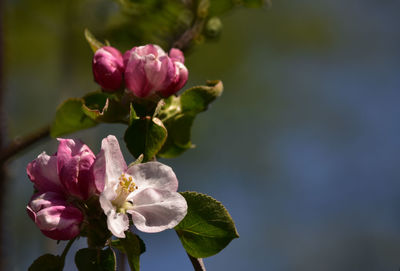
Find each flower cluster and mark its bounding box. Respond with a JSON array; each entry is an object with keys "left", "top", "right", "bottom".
[
  {"left": 26, "top": 136, "right": 187, "bottom": 241},
  {"left": 26, "top": 139, "right": 97, "bottom": 240},
  {"left": 92, "top": 44, "right": 189, "bottom": 98}
]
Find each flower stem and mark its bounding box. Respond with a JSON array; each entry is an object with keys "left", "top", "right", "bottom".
[
  {"left": 60, "top": 238, "right": 76, "bottom": 266},
  {"left": 187, "top": 253, "right": 206, "bottom": 271}
]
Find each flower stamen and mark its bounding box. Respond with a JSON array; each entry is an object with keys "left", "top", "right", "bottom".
[{"left": 112, "top": 174, "right": 138, "bottom": 211}]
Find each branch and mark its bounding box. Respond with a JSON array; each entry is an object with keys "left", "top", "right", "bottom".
[
  {"left": 171, "top": 0, "right": 209, "bottom": 51},
  {"left": 0, "top": 125, "right": 50, "bottom": 163}
]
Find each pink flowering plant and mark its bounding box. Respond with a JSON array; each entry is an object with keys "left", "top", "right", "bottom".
[
  {"left": 10, "top": 1, "right": 275, "bottom": 270},
  {"left": 26, "top": 37, "right": 238, "bottom": 271}
]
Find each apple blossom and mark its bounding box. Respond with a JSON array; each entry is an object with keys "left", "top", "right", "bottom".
[
  {"left": 27, "top": 192, "right": 84, "bottom": 240},
  {"left": 93, "top": 46, "right": 124, "bottom": 92},
  {"left": 27, "top": 138, "right": 100, "bottom": 200},
  {"left": 124, "top": 44, "right": 188, "bottom": 98},
  {"left": 94, "top": 135, "right": 187, "bottom": 238}
]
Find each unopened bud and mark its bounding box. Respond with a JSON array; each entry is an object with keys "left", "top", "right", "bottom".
[{"left": 92, "top": 46, "right": 124, "bottom": 92}]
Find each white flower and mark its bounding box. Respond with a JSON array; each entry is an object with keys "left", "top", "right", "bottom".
[{"left": 94, "top": 135, "right": 187, "bottom": 238}]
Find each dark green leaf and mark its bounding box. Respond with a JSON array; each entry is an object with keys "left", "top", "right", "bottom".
[
  {"left": 84, "top": 28, "right": 105, "bottom": 53},
  {"left": 112, "top": 232, "right": 146, "bottom": 271},
  {"left": 157, "top": 80, "right": 223, "bottom": 158},
  {"left": 158, "top": 113, "right": 195, "bottom": 158},
  {"left": 75, "top": 248, "right": 116, "bottom": 271},
  {"left": 180, "top": 80, "right": 223, "bottom": 113},
  {"left": 83, "top": 92, "right": 130, "bottom": 123},
  {"left": 50, "top": 98, "right": 98, "bottom": 137},
  {"left": 124, "top": 117, "right": 167, "bottom": 161},
  {"left": 29, "top": 254, "right": 64, "bottom": 271},
  {"left": 175, "top": 192, "right": 239, "bottom": 258}
]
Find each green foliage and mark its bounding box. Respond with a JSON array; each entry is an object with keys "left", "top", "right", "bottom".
[
  {"left": 29, "top": 254, "right": 64, "bottom": 271},
  {"left": 175, "top": 192, "right": 239, "bottom": 258},
  {"left": 208, "top": 0, "right": 266, "bottom": 16},
  {"left": 107, "top": 0, "right": 190, "bottom": 50},
  {"left": 51, "top": 92, "right": 131, "bottom": 137},
  {"left": 50, "top": 99, "right": 98, "bottom": 137},
  {"left": 157, "top": 80, "right": 223, "bottom": 158},
  {"left": 111, "top": 232, "right": 146, "bottom": 271},
  {"left": 124, "top": 115, "right": 168, "bottom": 161},
  {"left": 83, "top": 92, "right": 130, "bottom": 123},
  {"left": 102, "top": 0, "right": 267, "bottom": 50},
  {"left": 84, "top": 28, "right": 105, "bottom": 53},
  {"left": 75, "top": 248, "right": 116, "bottom": 271}
]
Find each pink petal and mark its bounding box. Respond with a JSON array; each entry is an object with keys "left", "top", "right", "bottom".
[
  {"left": 102, "top": 46, "right": 124, "bottom": 68},
  {"left": 135, "top": 44, "right": 166, "bottom": 58},
  {"left": 152, "top": 55, "right": 174, "bottom": 91},
  {"left": 159, "top": 61, "right": 188, "bottom": 97},
  {"left": 125, "top": 53, "right": 153, "bottom": 97},
  {"left": 173, "top": 62, "right": 189, "bottom": 91},
  {"left": 169, "top": 48, "right": 185, "bottom": 63},
  {"left": 128, "top": 188, "right": 187, "bottom": 233},
  {"left": 123, "top": 47, "right": 136, "bottom": 67},
  {"left": 28, "top": 192, "right": 66, "bottom": 213},
  {"left": 94, "top": 135, "right": 127, "bottom": 193},
  {"left": 106, "top": 209, "right": 129, "bottom": 238},
  {"left": 27, "top": 193, "right": 84, "bottom": 240},
  {"left": 27, "top": 152, "right": 64, "bottom": 194},
  {"left": 126, "top": 162, "right": 178, "bottom": 192},
  {"left": 92, "top": 47, "right": 124, "bottom": 91},
  {"left": 57, "top": 139, "right": 96, "bottom": 199},
  {"left": 143, "top": 55, "right": 166, "bottom": 90}
]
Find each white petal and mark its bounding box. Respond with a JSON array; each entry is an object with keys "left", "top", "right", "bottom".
[
  {"left": 127, "top": 188, "right": 187, "bottom": 233},
  {"left": 126, "top": 162, "right": 178, "bottom": 192},
  {"left": 106, "top": 209, "right": 129, "bottom": 238},
  {"left": 99, "top": 194, "right": 115, "bottom": 214},
  {"left": 94, "top": 135, "right": 127, "bottom": 191}
]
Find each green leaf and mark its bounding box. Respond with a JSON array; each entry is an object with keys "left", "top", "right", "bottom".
[
  {"left": 157, "top": 80, "right": 223, "bottom": 158},
  {"left": 180, "top": 80, "right": 223, "bottom": 113},
  {"left": 75, "top": 248, "right": 116, "bottom": 271},
  {"left": 50, "top": 98, "right": 98, "bottom": 137},
  {"left": 175, "top": 192, "right": 239, "bottom": 258},
  {"left": 29, "top": 254, "right": 64, "bottom": 271},
  {"left": 82, "top": 92, "right": 130, "bottom": 123},
  {"left": 111, "top": 232, "right": 146, "bottom": 271},
  {"left": 124, "top": 117, "right": 167, "bottom": 161},
  {"left": 84, "top": 28, "right": 105, "bottom": 53},
  {"left": 129, "top": 103, "right": 139, "bottom": 125}
]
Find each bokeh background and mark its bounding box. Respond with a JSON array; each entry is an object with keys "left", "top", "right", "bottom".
[{"left": 4, "top": 0, "right": 400, "bottom": 270}]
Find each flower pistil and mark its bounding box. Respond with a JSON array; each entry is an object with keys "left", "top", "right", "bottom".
[{"left": 112, "top": 174, "right": 138, "bottom": 213}]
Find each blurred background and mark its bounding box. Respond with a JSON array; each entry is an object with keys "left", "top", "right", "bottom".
[{"left": 3, "top": 0, "right": 400, "bottom": 270}]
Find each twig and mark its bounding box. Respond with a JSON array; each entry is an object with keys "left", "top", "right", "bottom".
[
  {"left": 0, "top": 125, "right": 50, "bottom": 163},
  {"left": 187, "top": 253, "right": 206, "bottom": 271},
  {"left": 171, "top": 0, "right": 209, "bottom": 51}
]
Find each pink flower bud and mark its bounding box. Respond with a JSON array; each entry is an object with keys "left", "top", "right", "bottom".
[
  {"left": 92, "top": 46, "right": 124, "bottom": 92},
  {"left": 27, "top": 192, "right": 84, "bottom": 240},
  {"left": 27, "top": 138, "right": 101, "bottom": 200},
  {"left": 57, "top": 139, "right": 100, "bottom": 200},
  {"left": 124, "top": 44, "right": 188, "bottom": 98}
]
